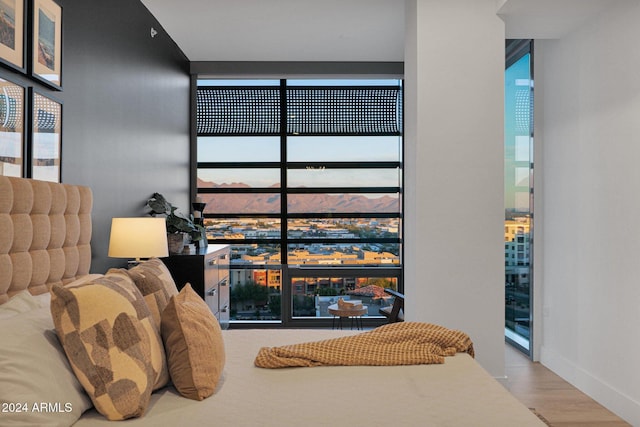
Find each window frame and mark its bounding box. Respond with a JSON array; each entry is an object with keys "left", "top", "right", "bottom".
[
  {"left": 193, "top": 77, "right": 404, "bottom": 328},
  {"left": 504, "top": 39, "right": 534, "bottom": 355}
]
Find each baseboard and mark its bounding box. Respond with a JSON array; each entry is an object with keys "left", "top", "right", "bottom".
[{"left": 540, "top": 345, "right": 640, "bottom": 426}]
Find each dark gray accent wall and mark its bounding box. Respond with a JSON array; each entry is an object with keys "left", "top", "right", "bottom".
[{"left": 57, "top": 0, "right": 190, "bottom": 272}]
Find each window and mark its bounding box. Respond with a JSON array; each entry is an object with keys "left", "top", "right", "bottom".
[
  {"left": 196, "top": 79, "right": 403, "bottom": 326},
  {"left": 505, "top": 40, "right": 534, "bottom": 354}
]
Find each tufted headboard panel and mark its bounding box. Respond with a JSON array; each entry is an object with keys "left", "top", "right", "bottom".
[{"left": 0, "top": 177, "right": 92, "bottom": 304}]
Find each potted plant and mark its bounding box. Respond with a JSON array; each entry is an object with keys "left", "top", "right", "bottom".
[{"left": 146, "top": 192, "right": 205, "bottom": 253}]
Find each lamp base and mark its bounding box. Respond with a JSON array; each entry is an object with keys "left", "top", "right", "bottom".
[{"left": 127, "top": 259, "right": 142, "bottom": 269}]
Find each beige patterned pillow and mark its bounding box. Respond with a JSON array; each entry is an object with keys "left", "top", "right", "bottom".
[
  {"left": 161, "top": 283, "right": 225, "bottom": 401},
  {"left": 100, "top": 269, "right": 169, "bottom": 390},
  {"left": 116, "top": 258, "right": 179, "bottom": 330},
  {"left": 50, "top": 274, "right": 168, "bottom": 421}
]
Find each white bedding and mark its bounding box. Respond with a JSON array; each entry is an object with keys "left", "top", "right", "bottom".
[
  {"left": 0, "top": 178, "right": 543, "bottom": 426},
  {"left": 73, "top": 329, "right": 545, "bottom": 427}
]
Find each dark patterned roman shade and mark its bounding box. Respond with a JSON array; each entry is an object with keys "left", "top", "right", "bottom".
[
  {"left": 197, "top": 85, "right": 402, "bottom": 136},
  {"left": 197, "top": 87, "right": 281, "bottom": 135}
]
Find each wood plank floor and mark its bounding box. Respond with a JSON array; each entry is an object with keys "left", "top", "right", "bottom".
[{"left": 504, "top": 343, "right": 630, "bottom": 426}]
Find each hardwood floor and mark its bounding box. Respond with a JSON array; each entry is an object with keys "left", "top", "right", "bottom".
[{"left": 504, "top": 343, "right": 630, "bottom": 426}]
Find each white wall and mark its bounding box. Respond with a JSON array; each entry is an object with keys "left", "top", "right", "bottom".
[
  {"left": 537, "top": 1, "right": 640, "bottom": 423},
  {"left": 404, "top": 0, "right": 506, "bottom": 378}
]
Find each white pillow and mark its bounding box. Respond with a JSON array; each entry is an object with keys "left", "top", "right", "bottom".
[
  {"left": 31, "top": 291, "right": 52, "bottom": 308},
  {"left": 0, "top": 306, "right": 93, "bottom": 426},
  {"left": 0, "top": 290, "right": 41, "bottom": 320}
]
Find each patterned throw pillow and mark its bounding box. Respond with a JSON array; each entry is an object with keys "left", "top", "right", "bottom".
[
  {"left": 161, "top": 283, "right": 225, "bottom": 401},
  {"left": 50, "top": 274, "right": 168, "bottom": 421},
  {"left": 116, "top": 258, "right": 179, "bottom": 330},
  {"left": 97, "top": 269, "right": 170, "bottom": 390}
]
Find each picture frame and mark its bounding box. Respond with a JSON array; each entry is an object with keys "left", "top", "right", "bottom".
[
  {"left": 30, "top": 0, "right": 61, "bottom": 90},
  {"left": 0, "top": 0, "right": 26, "bottom": 73},
  {"left": 28, "top": 87, "right": 61, "bottom": 182},
  {"left": 0, "top": 75, "right": 25, "bottom": 177}
]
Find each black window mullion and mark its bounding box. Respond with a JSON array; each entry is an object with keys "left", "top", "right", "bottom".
[
  {"left": 198, "top": 162, "right": 281, "bottom": 169},
  {"left": 198, "top": 132, "right": 279, "bottom": 137},
  {"left": 280, "top": 79, "right": 292, "bottom": 326},
  {"left": 205, "top": 238, "right": 399, "bottom": 245},
  {"left": 280, "top": 79, "right": 288, "bottom": 265},
  {"left": 287, "top": 212, "right": 401, "bottom": 219},
  {"left": 287, "top": 238, "right": 400, "bottom": 245},
  {"left": 202, "top": 213, "right": 403, "bottom": 219},
  {"left": 203, "top": 213, "right": 281, "bottom": 219},
  {"left": 287, "top": 161, "right": 400, "bottom": 169},
  {"left": 288, "top": 270, "right": 401, "bottom": 280},
  {"left": 207, "top": 238, "right": 282, "bottom": 245},
  {"left": 198, "top": 188, "right": 280, "bottom": 194},
  {"left": 287, "top": 187, "right": 400, "bottom": 194}
]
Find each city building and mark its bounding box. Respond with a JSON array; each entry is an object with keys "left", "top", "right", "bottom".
[{"left": 504, "top": 218, "right": 531, "bottom": 267}]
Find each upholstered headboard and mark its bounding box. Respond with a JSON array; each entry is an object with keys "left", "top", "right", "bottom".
[{"left": 0, "top": 177, "right": 92, "bottom": 303}]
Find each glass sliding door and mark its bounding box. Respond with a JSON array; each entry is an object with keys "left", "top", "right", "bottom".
[{"left": 505, "top": 40, "right": 533, "bottom": 354}]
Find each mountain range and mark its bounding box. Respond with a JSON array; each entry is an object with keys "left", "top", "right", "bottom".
[{"left": 197, "top": 178, "right": 398, "bottom": 213}]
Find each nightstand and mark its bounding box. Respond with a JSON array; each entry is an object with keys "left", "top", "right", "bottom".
[{"left": 161, "top": 244, "right": 230, "bottom": 328}]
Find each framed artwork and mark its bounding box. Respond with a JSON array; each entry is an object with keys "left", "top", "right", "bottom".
[
  {"left": 30, "top": 0, "right": 61, "bottom": 90},
  {"left": 0, "top": 76, "right": 25, "bottom": 177},
  {"left": 0, "top": 0, "right": 26, "bottom": 73},
  {"left": 29, "top": 88, "right": 61, "bottom": 182}
]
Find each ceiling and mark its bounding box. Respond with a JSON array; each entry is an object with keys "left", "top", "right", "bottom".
[
  {"left": 497, "top": 0, "right": 624, "bottom": 39},
  {"left": 140, "top": 0, "right": 623, "bottom": 62},
  {"left": 140, "top": 0, "right": 406, "bottom": 62}
]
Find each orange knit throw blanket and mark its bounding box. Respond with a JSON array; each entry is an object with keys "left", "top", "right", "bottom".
[{"left": 254, "top": 322, "right": 474, "bottom": 369}]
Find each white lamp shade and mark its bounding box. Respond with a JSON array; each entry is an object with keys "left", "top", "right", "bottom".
[{"left": 108, "top": 217, "right": 169, "bottom": 259}]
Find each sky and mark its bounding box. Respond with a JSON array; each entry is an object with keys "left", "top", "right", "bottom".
[
  {"left": 504, "top": 53, "right": 533, "bottom": 212},
  {"left": 197, "top": 135, "right": 401, "bottom": 188}
]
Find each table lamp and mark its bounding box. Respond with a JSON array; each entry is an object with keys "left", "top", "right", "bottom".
[{"left": 108, "top": 217, "right": 169, "bottom": 266}]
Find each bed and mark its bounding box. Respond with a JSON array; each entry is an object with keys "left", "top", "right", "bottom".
[{"left": 0, "top": 177, "right": 545, "bottom": 426}]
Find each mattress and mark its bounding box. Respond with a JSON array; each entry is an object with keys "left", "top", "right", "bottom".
[{"left": 73, "top": 329, "right": 545, "bottom": 426}]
